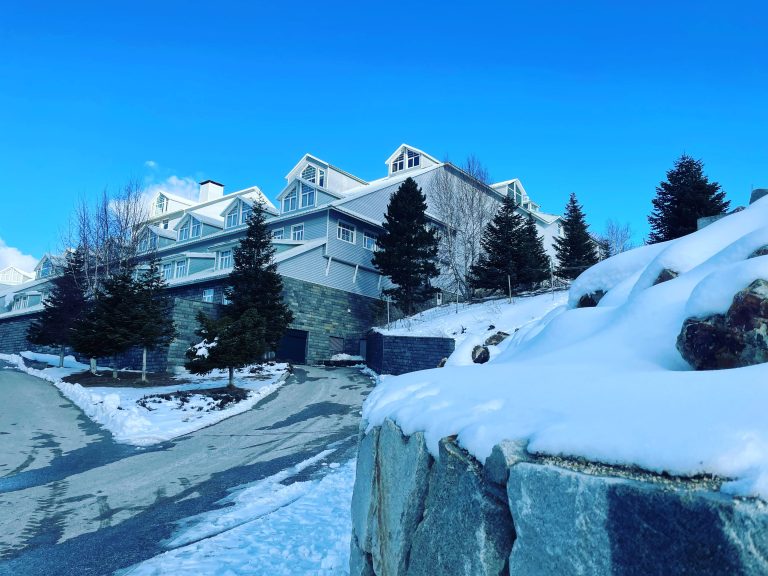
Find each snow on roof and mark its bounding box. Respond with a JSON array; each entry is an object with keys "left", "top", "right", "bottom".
[
  {"left": 146, "top": 224, "right": 177, "bottom": 240},
  {"left": 364, "top": 195, "right": 768, "bottom": 500},
  {"left": 0, "top": 266, "right": 33, "bottom": 279},
  {"left": 331, "top": 164, "right": 444, "bottom": 209},
  {"left": 174, "top": 212, "right": 224, "bottom": 230},
  {"left": 157, "top": 190, "right": 196, "bottom": 206}
]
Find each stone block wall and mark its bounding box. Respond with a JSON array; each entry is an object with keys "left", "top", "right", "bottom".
[
  {"left": 351, "top": 420, "right": 768, "bottom": 576},
  {"left": 0, "top": 275, "right": 382, "bottom": 370},
  {"left": 282, "top": 276, "right": 382, "bottom": 364},
  {"left": 366, "top": 332, "right": 455, "bottom": 375}
]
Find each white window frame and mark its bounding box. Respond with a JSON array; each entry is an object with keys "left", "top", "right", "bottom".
[
  {"left": 162, "top": 219, "right": 169, "bottom": 229},
  {"left": 39, "top": 260, "right": 52, "bottom": 278},
  {"left": 300, "top": 183, "right": 315, "bottom": 208},
  {"left": 407, "top": 149, "right": 420, "bottom": 168},
  {"left": 162, "top": 263, "right": 174, "bottom": 281},
  {"left": 202, "top": 288, "right": 214, "bottom": 303},
  {"left": 218, "top": 249, "right": 233, "bottom": 269},
  {"left": 272, "top": 229, "right": 284, "bottom": 240},
  {"left": 337, "top": 221, "right": 356, "bottom": 244},
  {"left": 240, "top": 205, "right": 252, "bottom": 224},
  {"left": 178, "top": 224, "right": 190, "bottom": 241},
  {"left": 175, "top": 260, "right": 187, "bottom": 278},
  {"left": 363, "top": 232, "right": 378, "bottom": 251},
  {"left": 391, "top": 152, "right": 404, "bottom": 173},
  {"left": 291, "top": 223, "right": 304, "bottom": 241},
  {"left": 190, "top": 218, "right": 202, "bottom": 237},
  {"left": 226, "top": 209, "right": 239, "bottom": 228},
  {"left": 283, "top": 189, "right": 298, "bottom": 213}
]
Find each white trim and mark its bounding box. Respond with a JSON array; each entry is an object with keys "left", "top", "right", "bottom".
[
  {"left": 291, "top": 223, "right": 305, "bottom": 241},
  {"left": 337, "top": 221, "right": 356, "bottom": 244}
]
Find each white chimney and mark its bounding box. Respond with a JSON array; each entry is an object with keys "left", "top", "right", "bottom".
[{"left": 199, "top": 180, "right": 224, "bottom": 202}]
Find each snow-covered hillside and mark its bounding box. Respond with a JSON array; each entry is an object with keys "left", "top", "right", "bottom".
[
  {"left": 377, "top": 291, "right": 567, "bottom": 366},
  {"left": 365, "top": 196, "right": 768, "bottom": 499}
]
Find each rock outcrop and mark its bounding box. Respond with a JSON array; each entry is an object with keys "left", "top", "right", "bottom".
[
  {"left": 677, "top": 279, "right": 768, "bottom": 369},
  {"left": 576, "top": 290, "right": 605, "bottom": 308},
  {"left": 653, "top": 268, "right": 679, "bottom": 285},
  {"left": 484, "top": 331, "right": 510, "bottom": 346},
  {"left": 472, "top": 345, "right": 490, "bottom": 364},
  {"left": 352, "top": 422, "right": 768, "bottom": 576}
]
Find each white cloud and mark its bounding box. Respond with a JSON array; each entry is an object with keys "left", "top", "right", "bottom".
[
  {"left": 144, "top": 160, "right": 158, "bottom": 169},
  {"left": 141, "top": 175, "right": 200, "bottom": 211},
  {"left": 0, "top": 238, "right": 38, "bottom": 273}
]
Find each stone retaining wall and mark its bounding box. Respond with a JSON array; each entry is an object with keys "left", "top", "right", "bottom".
[
  {"left": 366, "top": 332, "right": 455, "bottom": 375},
  {"left": 351, "top": 420, "right": 768, "bottom": 575}
]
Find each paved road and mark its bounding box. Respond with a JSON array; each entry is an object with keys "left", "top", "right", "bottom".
[{"left": 0, "top": 364, "right": 371, "bottom": 575}]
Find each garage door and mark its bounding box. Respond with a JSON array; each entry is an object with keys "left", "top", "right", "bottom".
[{"left": 276, "top": 329, "right": 308, "bottom": 364}]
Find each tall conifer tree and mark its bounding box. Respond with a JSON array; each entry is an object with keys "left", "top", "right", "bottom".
[
  {"left": 470, "top": 196, "right": 525, "bottom": 293},
  {"left": 186, "top": 203, "right": 292, "bottom": 387},
  {"left": 372, "top": 177, "right": 439, "bottom": 315},
  {"left": 648, "top": 154, "right": 729, "bottom": 243},
  {"left": 28, "top": 249, "right": 88, "bottom": 367},
  {"left": 518, "top": 213, "right": 551, "bottom": 288},
  {"left": 134, "top": 258, "right": 177, "bottom": 381},
  {"left": 554, "top": 193, "right": 598, "bottom": 280}
]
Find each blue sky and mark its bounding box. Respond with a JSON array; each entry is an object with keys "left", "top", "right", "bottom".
[{"left": 1, "top": 1, "right": 766, "bottom": 268}]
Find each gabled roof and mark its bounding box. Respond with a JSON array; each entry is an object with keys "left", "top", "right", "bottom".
[
  {"left": 0, "top": 266, "right": 34, "bottom": 280},
  {"left": 384, "top": 144, "right": 440, "bottom": 167},
  {"left": 173, "top": 212, "right": 224, "bottom": 230},
  {"left": 218, "top": 189, "right": 278, "bottom": 216},
  {"left": 284, "top": 153, "right": 367, "bottom": 186},
  {"left": 140, "top": 223, "right": 177, "bottom": 240},
  {"left": 155, "top": 190, "right": 196, "bottom": 206}
]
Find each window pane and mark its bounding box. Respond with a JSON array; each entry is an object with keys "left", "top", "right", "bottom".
[
  {"left": 191, "top": 220, "right": 201, "bottom": 237},
  {"left": 291, "top": 225, "right": 304, "bottom": 241}
]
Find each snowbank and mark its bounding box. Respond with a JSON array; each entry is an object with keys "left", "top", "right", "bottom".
[
  {"left": 364, "top": 196, "right": 768, "bottom": 499},
  {"left": 0, "top": 353, "right": 288, "bottom": 446}
]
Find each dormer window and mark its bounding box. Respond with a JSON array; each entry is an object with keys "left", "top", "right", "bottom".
[
  {"left": 190, "top": 218, "right": 202, "bottom": 237},
  {"left": 301, "top": 164, "right": 325, "bottom": 187},
  {"left": 139, "top": 231, "right": 157, "bottom": 253},
  {"left": 300, "top": 183, "right": 315, "bottom": 208},
  {"left": 226, "top": 208, "right": 239, "bottom": 228},
  {"left": 391, "top": 152, "right": 405, "bottom": 173},
  {"left": 283, "top": 188, "right": 298, "bottom": 213},
  {"left": 241, "top": 205, "right": 252, "bottom": 224},
  {"left": 155, "top": 195, "right": 168, "bottom": 215},
  {"left": 38, "top": 260, "right": 52, "bottom": 278},
  {"left": 179, "top": 223, "right": 190, "bottom": 241},
  {"left": 407, "top": 149, "right": 420, "bottom": 168}
]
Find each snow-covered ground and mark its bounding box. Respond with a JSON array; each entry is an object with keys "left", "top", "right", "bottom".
[
  {"left": 377, "top": 291, "right": 568, "bottom": 366},
  {"left": 121, "top": 453, "right": 355, "bottom": 575},
  {"left": 365, "top": 196, "right": 768, "bottom": 499},
  {"left": 0, "top": 352, "right": 288, "bottom": 446}
]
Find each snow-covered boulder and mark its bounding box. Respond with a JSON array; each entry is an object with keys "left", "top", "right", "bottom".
[
  {"left": 678, "top": 279, "right": 768, "bottom": 370},
  {"left": 484, "top": 330, "right": 510, "bottom": 346},
  {"left": 471, "top": 345, "right": 490, "bottom": 364}
]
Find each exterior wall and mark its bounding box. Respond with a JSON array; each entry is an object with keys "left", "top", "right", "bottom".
[
  {"left": 0, "top": 312, "right": 43, "bottom": 355},
  {"left": 366, "top": 332, "right": 455, "bottom": 375},
  {"left": 326, "top": 210, "right": 381, "bottom": 269},
  {"left": 282, "top": 276, "right": 383, "bottom": 364}
]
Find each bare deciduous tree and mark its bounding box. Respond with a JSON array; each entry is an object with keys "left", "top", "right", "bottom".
[
  {"left": 62, "top": 179, "right": 149, "bottom": 296},
  {"left": 599, "top": 219, "right": 634, "bottom": 258},
  {"left": 431, "top": 156, "right": 499, "bottom": 301}
]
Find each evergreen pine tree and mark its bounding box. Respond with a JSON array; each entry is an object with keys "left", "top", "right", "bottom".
[
  {"left": 28, "top": 249, "right": 88, "bottom": 367},
  {"left": 469, "top": 196, "right": 525, "bottom": 293},
  {"left": 372, "top": 177, "right": 439, "bottom": 315},
  {"left": 186, "top": 203, "right": 292, "bottom": 387},
  {"left": 648, "top": 154, "right": 729, "bottom": 243},
  {"left": 73, "top": 267, "right": 141, "bottom": 378},
  {"left": 554, "top": 193, "right": 599, "bottom": 280},
  {"left": 134, "top": 258, "right": 177, "bottom": 382},
  {"left": 517, "top": 214, "right": 551, "bottom": 289}
]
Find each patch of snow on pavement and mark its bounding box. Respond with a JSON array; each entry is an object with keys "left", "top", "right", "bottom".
[
  {"left": 121, "top": 456, "right": 355, "bottom": 576},
  {"left": 0, "top": 353, "right": 288, "bottom": 446}
]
